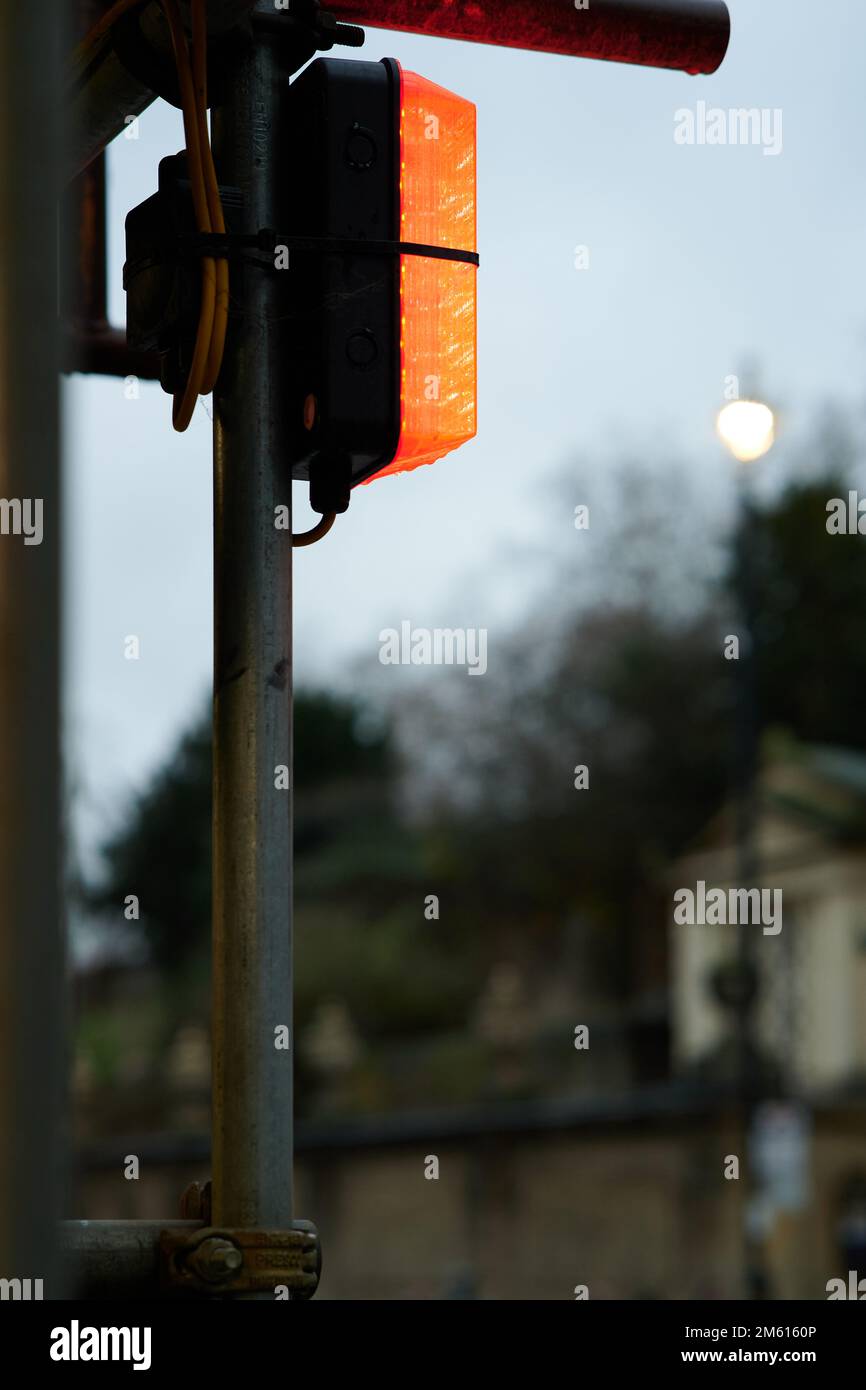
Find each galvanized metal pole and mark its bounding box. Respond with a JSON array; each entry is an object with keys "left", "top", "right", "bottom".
[
  {"left": 211, "top": 14, "right": 294, "bottom": 1232},
  {"left": 0, "top": 2, "right": 63, "bottom": 1296}
]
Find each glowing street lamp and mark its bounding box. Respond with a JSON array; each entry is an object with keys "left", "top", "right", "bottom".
[{"left": 716, "top": 399, "right": 775, "bottom": 463}]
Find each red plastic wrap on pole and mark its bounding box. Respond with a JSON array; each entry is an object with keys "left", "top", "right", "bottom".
[{"left": 330, "top": 0, "right": 731, "bottom": 75}]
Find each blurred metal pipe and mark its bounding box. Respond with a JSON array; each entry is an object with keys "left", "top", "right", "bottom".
[
  {"left": 61, "top": 1217, "right": 320, "bottom": 1296},
  {"left": 0, "top": 1, "right": 64, "bottom": 1300},
  {"left": 66, "top": 0, "right": 259, "bottom": 180},
  {"left": 64, "top": 152, "right": 109, "bottom": 326},
  {"left": 67, "top": 0, "right": 166, "bottom": 179},
  {"left": 61, "top": 1220, "right": 202, "bottom": 1298},
  {"left": 60, "top": 153, "right": 161, "bottom": 378},
  {"left": 65, "top": 328, "right": 163, "bottom": 380},
  {"left": 331, "top": 0, "right": 731, "bottom": 75}
]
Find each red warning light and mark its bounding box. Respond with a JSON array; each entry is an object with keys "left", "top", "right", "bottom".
[
  {"left": 368, "top": 66, "right": 477, "bottom": 480},
  {"left": 288, "top": 57, "right": 479, "bottom": 499}
]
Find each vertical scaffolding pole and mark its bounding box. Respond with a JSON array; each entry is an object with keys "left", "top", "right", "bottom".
[
  {"left": 0, "top": 4, "right": 63, "bottom": 1293},
  {"left": 211, "top": 18, "right": 293, "bottom": 1232}
]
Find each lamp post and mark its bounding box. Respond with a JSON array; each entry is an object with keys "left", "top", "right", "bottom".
[{"left": 716, "top": 395, "right": 775, "bottom": 1298}]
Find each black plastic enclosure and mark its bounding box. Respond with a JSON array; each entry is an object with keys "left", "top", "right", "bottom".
[
  {"left": 124, "top": 153, "right": 243, "bottom": 397},
  {"left": 285, "top": 56, "right": 401, "bottom": 489}
]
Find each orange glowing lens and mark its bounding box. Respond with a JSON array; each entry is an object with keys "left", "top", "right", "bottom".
[{"left": 370, "top": 66, "right": 477, "bottom": 481}]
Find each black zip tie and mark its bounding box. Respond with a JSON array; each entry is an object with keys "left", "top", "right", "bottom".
[
  {"left": 123, "top": 231, "right": 479, "bottom": 289},
  {"left": 188, "top": 229, "right": 480, "bottom": 267}
]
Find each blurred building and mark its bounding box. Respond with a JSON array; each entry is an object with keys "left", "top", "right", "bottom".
[
  {"left": 67, "top": 738, "right": 866, "bottom": 1299},
  {"left": 670, "top": 738, "right": 866, "bottom": 1095}
]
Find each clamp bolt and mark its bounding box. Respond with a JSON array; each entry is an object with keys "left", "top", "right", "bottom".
[{"left": 189, "top": 1236, "right": 243, "bottom": 1284}]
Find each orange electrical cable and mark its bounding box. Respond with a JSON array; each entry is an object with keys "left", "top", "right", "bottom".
[
  {"left": 74, "top": 2, "right": 229, "bottom": 430},
  {"left": 191, "top": 0, "right": 229, "bottom": 395},
  {"left": 292, "top": 513, "right": 337, "bottom": 548},
  {"left": 160, "top": 0, "right": 218, "bottom": 430}
]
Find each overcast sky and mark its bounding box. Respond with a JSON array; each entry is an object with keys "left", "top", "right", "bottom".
[{"left": 65, "top": 0, "right": 866, "bottom": 869}]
